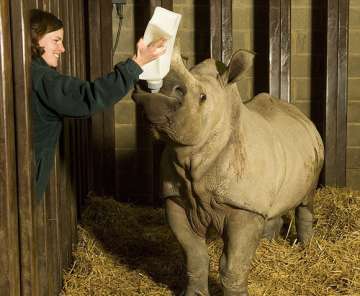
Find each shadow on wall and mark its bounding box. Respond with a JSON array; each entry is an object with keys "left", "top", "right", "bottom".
[
  {"left": 253, "top": 0, "right": 269, "bottom": 94},
  {"left": 311, "top": 0, "right": 327, "bottom": 135},
  {"left": 194, "top": 1, "right": 211, "bottom": 64},
  {"left": 311, "top": 0, "right": 327, "bottom": 185}
]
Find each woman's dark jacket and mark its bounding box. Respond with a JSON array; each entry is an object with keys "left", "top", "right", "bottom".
[{"left": 31, "top": 57, "right": 142, "bottom": 199}]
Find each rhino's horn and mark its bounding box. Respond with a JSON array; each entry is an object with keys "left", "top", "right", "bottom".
[{"left": 171, "top": 38, "right": 197, "bottom": 85}]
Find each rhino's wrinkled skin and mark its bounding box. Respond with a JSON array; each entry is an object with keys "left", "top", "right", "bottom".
[{"left": 133, "top": 46, "right": 324, "bottom": 296}]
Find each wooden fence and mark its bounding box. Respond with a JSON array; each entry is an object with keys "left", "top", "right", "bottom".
[{"left": 0, "top": 0, "right": 114, "bottom": 295}]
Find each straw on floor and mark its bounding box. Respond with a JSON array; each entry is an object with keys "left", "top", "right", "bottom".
[{"left": 60, "top": 187, "right": 360, "bottom": 296}]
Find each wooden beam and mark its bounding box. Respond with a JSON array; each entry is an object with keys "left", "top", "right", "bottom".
[
  {"left": 269, "top": 0, "right": 291, "bottom": 102},
  {"left": 87, "top": 0, "right": 116, "bottom": 197},
  {"left": 161, "top": 0, "right": 173, "bottom": 11},
  {"left": 210, "top": 0, "right": 232, "bottom": 64},
  {"left": 324, "top": 0, "right": 349, "bottom": 186},
  {"left": 101, "top": 0, "right": 116, "bottom": 197},
  {"left": 0, "top": 1, "right": 21, "bottom": 295},
  {"left": 9, "top": 0, "right": 40, "bottom": 295}
]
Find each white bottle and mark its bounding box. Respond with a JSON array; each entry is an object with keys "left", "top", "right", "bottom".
[{"left": 139, "top": 7, "right": 182, "bottom": 93}]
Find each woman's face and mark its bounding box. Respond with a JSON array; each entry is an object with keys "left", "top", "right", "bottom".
[{"left": 38, "top": 28, "right": 65, "bottom": 67}]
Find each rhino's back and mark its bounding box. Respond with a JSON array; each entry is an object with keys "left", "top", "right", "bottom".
[{"left": 245, "top": 93, "right": 323, "bottom": 156}]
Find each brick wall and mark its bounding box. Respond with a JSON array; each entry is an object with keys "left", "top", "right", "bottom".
[{"left": 113, "top": 1, "right": 360, "bottom": 202}]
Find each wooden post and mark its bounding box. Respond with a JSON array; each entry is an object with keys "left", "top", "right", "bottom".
[
  {"left": 323, "top": 0, "right": 349, "bottom": 186},
  {"left": 269, "top": 0, "right": 291, "bottom": 102},
  {"left": 10, "top": 0, "right": 41, "bottom": 295},
  {"left": 87, "top": 0, "right": 115, "bottom": 197},
  {"left": 210, "top": 0, "right": 232, "bottom": 64},
  {"left": 0, "top": 2, "right": 21, "bottom": 295}
]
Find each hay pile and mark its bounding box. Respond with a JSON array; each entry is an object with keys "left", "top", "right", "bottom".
[{"left": 60, "top": 187, "right": 360, "bottom": 296}]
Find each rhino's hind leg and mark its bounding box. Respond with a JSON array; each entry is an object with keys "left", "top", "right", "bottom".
[
  {"left": 262, "top": 216, "right": 283, "bottom": 240},
  {"left": 165, "top": 197, "right": 210, "bottom": 296},
  {"left": 220, "top": 209, "right": 265, "bottom": 296},
  {"left": 295, "top": 191, "right": 315, "bottom": 244}
]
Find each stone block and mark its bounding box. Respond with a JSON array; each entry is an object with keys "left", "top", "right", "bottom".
[
  {"left": 350, "top": 8, "right": 360, "bottom": 28},
  {"left": 232, "top": 31, "right": 248, "bottom": 51},
  {"left": 348, "top": 78, "right": 360, "bottom": 100},
  {"left": 349, "top": 31, "right": 360, "bottom": 54},
  {"left": 347, "top": 124, "right": 360, "bottom": 147},
  {"left": 292, "top": 55, "right": 311, "bottom": 78},
  {"left": 292, "top": 0, "right": 312, "bottom": 8},
  {"left": 115, "top": 124, "right": 136, "bottom": 149},
  {"left": 114, "top": 100, "right": 136, "bottom": 124},
  {"left": 233, "top": 8, "right": 253, "bottom": 30},
  {"left": 292, "top": 8, "right": 312, "bottom": 30},
  {"left": 348, "top": 101, "right": 360, "bottom": 123},
  {"left": 349, "top": 55, "right": 360, "bottom": 77},
  {"left": 346, "top": 169, "right": 360, "bottom": 190},
  {"left": 347, "top": 147, "right": 360, "bottom": 168},
  {"left": 350, "top": 0, "right": 360, "bottom": 8},
  {"left": 293, "top": 78, "right": 323, "bottom": 101},
  {"left": 113, "top": 29, "right": 136, "bottom": 55},
  {"left": 233, "top": 0, "right": 253, "bottom": 8}
]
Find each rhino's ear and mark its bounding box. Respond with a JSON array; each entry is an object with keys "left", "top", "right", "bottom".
[{"left": 222, "top": 50, "right": 255, "bottom": 85}]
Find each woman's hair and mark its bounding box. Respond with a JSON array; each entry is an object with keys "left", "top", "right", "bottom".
[{"left": 30, "top": 9, "right": 63, "bottom": 58}]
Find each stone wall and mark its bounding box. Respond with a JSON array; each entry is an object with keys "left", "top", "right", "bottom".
[{"left": 112, "top": 1, "right": 360, "bottom": 202}]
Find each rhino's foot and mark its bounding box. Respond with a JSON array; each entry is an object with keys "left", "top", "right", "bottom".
[
  {"left": 295, "top": 204, "right": 314, "bottom": 244},
  {"left": 180, "top": 287, "right": 209, "bottom": 296},
  {"left": 262, "top": 216, "right": 283, "bottom": 240},
  {"left": 220, "top": 272, "right": 249, "bottom": 296},
  {"left": 182, "top": 273, "right": 209, "bottom": 296},
  {"left": 223, "top": 289, "right": 249, "bottom": 296}
]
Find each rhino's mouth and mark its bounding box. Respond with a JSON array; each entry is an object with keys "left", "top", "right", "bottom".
[
  {"left": 133, "top": 80, "right": 184, "bottom": 123},
  {"left": 134, "top": 92, "right": 181, "bottom": 123}
]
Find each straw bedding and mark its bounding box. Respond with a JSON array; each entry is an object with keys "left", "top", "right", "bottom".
[{"left": 60, "top": 187, "right": 360, "bottom": 295}]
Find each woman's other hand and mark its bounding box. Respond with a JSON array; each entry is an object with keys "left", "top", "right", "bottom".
[{"left": 132, "top": 38, "right": 167, "bottom": 67}]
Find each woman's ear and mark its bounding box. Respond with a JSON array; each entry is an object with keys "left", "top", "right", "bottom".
[{"left": 221, "top": 50, "right": 255, "bottom": 85}]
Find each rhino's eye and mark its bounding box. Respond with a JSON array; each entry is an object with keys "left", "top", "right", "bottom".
[
  {"left": 174, "top": 86, "right": 185, "bottom": 97},
  {"left": 200, "top": 93, "right": 207, "bottom": 103}
]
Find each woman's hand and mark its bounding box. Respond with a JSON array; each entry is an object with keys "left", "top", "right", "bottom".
[{"left": 132, "top": 38, "right": 167, "bottom": 67}]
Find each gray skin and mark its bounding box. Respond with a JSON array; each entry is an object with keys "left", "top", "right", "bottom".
[{"left": 133, "top": 47, "right": 324, "bottom": 296}]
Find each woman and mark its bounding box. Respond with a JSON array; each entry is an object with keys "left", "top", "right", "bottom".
[{"left": 31, "top": 9, "right": 165, "bottom": 200}]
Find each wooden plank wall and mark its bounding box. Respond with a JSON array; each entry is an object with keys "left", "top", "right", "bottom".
[
  {"left": 26, "top": 1, "right": 85, "bottom": 295},
  {"left": 268, "top": 0, "right": 349, "bottom": 185},
  {"left": 87, "top": 0, "right": 115, "bottom": 197},
  {"left": 324, "top": 0, "right": 349, "bottom": 186},
  {"left": 10, "top": 1, "right": 38, "bottom": 295},
  {"left": 269, "top": 0, "right": 291, "bottom": 102},
  {"left": 0, "top": 0, "right": 95, "bottom": 295},
  {"left": 0, "top": 1, "right": 21, "bottom": 295},
  {"left": 210, "top": 0, "right": 233, "bottom": 64}
]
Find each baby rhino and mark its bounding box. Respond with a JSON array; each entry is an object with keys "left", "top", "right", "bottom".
[{"left": 133, "top": 46, "right": 324, "bottom": 296}]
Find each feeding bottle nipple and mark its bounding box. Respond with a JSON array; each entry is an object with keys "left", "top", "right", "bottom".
[{"left": 147, "top": 80, "right": 163, "bottom": 93}]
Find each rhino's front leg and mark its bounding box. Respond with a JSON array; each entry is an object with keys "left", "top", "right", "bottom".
[
  {"left": 220, "top": 209, "right": 265, "bottom": 296},
  {"left": 165, "top": 197, "right": 210, "bottom": 296}
]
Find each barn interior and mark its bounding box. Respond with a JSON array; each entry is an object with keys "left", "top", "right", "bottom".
[{"left": 1, "top": 1, "right": 360, "bottom": 295}]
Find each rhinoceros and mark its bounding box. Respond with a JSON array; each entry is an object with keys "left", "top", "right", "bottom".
[{"left": 133, "top": 45, "right": 324, "bottom": 296}]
